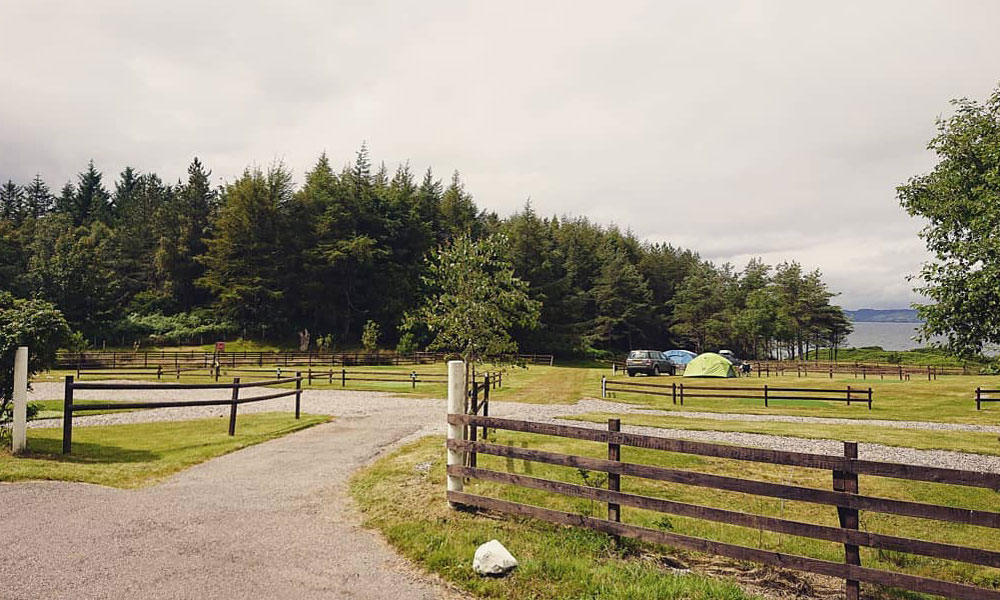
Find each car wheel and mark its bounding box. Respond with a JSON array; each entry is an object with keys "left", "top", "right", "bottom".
[
  {"left": 652, "top": 366, "right": 660, "bottom": 376},
  {"left": 627, "top": 370, "right": 636, "bottom": 377}
]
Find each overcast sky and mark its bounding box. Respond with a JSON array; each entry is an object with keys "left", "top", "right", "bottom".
[{"left": 1, "top": 0, "right": 997, "bottom": 309}]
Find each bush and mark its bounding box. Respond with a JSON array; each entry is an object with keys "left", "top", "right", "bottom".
[
  {"left": 0, "top": 293, "right": 70, "bottom": 446},
  {"left": 396, "top": 332, "right": 419, "bottom": 355},
  {"left": 120, "top": 311, "right": 237, "bottom": 346},
  {"left": 362, "top": 320, "right": 380, "bottom": 353}
]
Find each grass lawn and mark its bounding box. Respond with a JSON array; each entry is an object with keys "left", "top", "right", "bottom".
[
  {"left": 352, "top": 436, "right": 759, "bottom": 600},
  {"left": 354, "top": 434, "right": 1000, "bottom": 599},
  {"left": 567, "top": 412, "right": 1000, "bottom": 456},
  {"left": 1, "top": 412, "right": 329, "bottom": 488},
  {"left": 604, "top": 372, "right": 1000, "bottom": 424}
]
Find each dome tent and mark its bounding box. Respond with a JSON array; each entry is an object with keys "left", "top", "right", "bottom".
[
  {"left": 664, "top": 349, "right": 697, "bottom": 365},
  {"left": 683, "top": 352, "right": 736, "bottom": 378}
]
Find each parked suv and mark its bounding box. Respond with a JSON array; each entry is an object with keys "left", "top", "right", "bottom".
[{"left": 626, "top": 350, "right": 676, "bottom": 376}]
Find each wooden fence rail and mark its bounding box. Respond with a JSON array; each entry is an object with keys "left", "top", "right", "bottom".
[
  {"left": 602, "top": 378, "right": 872, "bottom": 409},
  {"left": 976, "top": 388, "right": 1000, "bottom": 411},
  {"left": 447, "top": 413, "right": 1000, "bottom": 600},
  {"left": 61, "top": 374, "right": 303, "bottom": 454}
]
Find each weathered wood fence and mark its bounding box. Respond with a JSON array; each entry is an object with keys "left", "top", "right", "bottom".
[
  {"left": 446, "top": 410, "right": 1000, "bottom": 600},
  {"left": 976, "top": 387, "right": 1000, "bottom": 411},
  {"left": 61, "top": 374, "right": 303, "bottom": 454},
  {"left": 602, "top": 378, "right": 872, "bottom": 409}
]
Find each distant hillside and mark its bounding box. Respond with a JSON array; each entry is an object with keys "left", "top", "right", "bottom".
[{"left": 844, "top": 309, "right": 922, "bottom": 323}]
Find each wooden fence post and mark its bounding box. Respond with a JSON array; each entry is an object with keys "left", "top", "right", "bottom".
[
  {"left": 482, "top": 375, "right": 490, "bottom": 441},
  {"left": 867, "top": 388, "right": 873, "bottom": 411},
  {"left": 411, "top": 371, "right": 417, "bottom": 389},
  {"left": 671, "top": 382, "right": 677, "bottom": 405},
  {"left": 976, "top": 387, "right": 981, "bottom": 411},
  {"left": 62, "top": 376, "right": 74, "bottom": 454},
  {"left": 295, "top": 372, "right": 302, "bottom": 419},
  {"left": 608, "top": 418, "right": 621, "bottom": 525},
  {"left": 833, "top": 441, "right": 861, "bottom": 600},
  {"left": 846, "top": 385, "right": 851, "bottom": 406},
  {"left": 763, "top": 384, "right": 768, "bottom": 408},
  {"left": 679, "top": 383, "right": 684, "bottom": 406},
  {"left": 228, "top": 377, "right": 240, "bottom": 436},
  {"left": 12, "top": 347, "right": 27, "bottom": 454},
  {"left": 447, "top": 360, "right": 465, "bottom": 502},
  {"left": 341, "top": 368, "right": 346, "bottom": 387},
  {"left": 601, "top": 376, "right": 607, "bottom": 398}
]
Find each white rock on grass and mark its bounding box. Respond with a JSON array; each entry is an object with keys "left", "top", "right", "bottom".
[{"left": 473, "top": 539, "right": 518, "bottom": 576}]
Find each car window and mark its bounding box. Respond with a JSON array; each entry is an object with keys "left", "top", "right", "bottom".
[{"left": 629, "top": 351, "right": 649, "bottom": 359}]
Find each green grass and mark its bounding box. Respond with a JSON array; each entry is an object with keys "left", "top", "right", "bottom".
[
  {"left": 1, "top": 412, "right": 329, "bottom": 488},
  {"left": 351, "top": 436, "right": 760, "bottom": 600},
  {"left": 567, "top": 412, "right": 1000, "bottom": 456},
  {"left": 604, "top": 372, "right": 1000, "bottom": 423},
  {"left": 354, "top": 435, "right": 1000, "bottom": 599}
]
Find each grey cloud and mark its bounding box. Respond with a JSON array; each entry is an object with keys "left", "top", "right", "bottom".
[{"left": 1, "top": 0, "right": 997, "bottom": 308}]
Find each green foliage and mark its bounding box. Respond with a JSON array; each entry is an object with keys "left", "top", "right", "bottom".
[
  {"left": 119, "top": 311, "right": 236, "bottom": 346},
  {"left": 361, "top": 320, "right": 381, "bottom": 353},
  {"left": 407, "top": 234, "right": 540, "bottom": 361},
  {"left": 899, "top": 85, "right": 1000, "bottom": 359},
  {"left": 0, "top": 148, "right": 854, "bottom": 359},
  {"left": 0, "top": 293, "right": 70, "bottom": 442},
  {"left": 395, "top": 331, "right": 418, "bottom": 355}
]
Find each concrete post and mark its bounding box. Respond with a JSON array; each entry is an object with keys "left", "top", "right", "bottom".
[
  {"left": 12, "top": 346, "right": 28, "bottom": 454},
  {"left": 447, "top": 359, "right": 466, "bottom": 498}
]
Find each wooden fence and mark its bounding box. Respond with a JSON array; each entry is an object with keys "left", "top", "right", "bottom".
[
  {"left": 60, "top": 374, "right": 303, "bottom": 454},
  {"left": 56, "top": 350, "right": 445, "bottom": 370},
  {"left": 602, "top": 378, "right": 872, "bottom": 409},
  {"left": 752, "top": 361, "right": 962, "bottom": 380},
  {"left": 976, "top": 387, "right": 1000, "bottom": 411},
  {"left": 446, "top": 413, "right": 1000, "bottom": 600}
]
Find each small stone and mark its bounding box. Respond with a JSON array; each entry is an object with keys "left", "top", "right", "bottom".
[{"left": 473, "top": 539, "right": 518, "bottom": 576}]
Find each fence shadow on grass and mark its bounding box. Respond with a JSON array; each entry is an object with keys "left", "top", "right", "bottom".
[{"left": 21, "top": 437, "right": 160, "bottom": 464}]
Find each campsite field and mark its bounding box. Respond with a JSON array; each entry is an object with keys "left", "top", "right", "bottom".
[{"left": 37, "top": 360, "right": 1000, "bottom": 424}]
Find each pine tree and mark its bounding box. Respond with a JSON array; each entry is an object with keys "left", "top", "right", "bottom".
[
  {"left": 23, "top": 174, "right": 53, "bottom": 219},
  {"left": 0, "top": 180, "right": 24, "bottom": 223},
  {"left": 70, "top": 160, "right": 111, "bottom": 225}
]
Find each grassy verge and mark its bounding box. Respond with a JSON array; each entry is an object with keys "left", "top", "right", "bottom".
[
  {"left": 355, "top": 434, "right": 1000, "bottom": 598},
  {"left": 1, "top": 412, "right": 329, "bottom": 488},
  {"left": 351, "top": 436, "right": 758, "bottom": 600},
  {"left": 566, "top": 412, "right": 1000, "bottom": 456}
]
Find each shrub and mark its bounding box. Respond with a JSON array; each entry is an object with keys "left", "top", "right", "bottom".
[{"left": 362, "top": 320, "right": 380, "bottom": 353}]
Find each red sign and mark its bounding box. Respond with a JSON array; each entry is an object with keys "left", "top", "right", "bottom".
[{"left": 215, "top": 341, "right": 226, "bottom": 353}]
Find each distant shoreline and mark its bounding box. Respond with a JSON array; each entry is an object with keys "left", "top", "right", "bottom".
[{"left": 844, "top": 308, "right": 922, "bottom": 324}]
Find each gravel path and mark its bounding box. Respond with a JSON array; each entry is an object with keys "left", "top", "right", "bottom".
[{"left": 1, "top": 396, "right": 463, "bottom": 600}]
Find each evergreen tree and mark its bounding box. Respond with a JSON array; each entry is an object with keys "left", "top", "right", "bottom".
[
  {"left": 23, "top": 174, "right": 53, "bottom": 219},
  {"left": 198, "top": 165, "right": 292, "bottom": 337},
  {"left": 0, "top": 180, "right": 24, "bottom": 223},
  {"left": 69, "top": 160, "right": 111, "bottom": 225}
]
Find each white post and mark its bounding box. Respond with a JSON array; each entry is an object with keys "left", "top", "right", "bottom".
[
  {"left": 12, "top": 346, "right": 28, "bottom": 454},
  {"left": 447, "top": 359, "right": 466, "bottom": 499}
]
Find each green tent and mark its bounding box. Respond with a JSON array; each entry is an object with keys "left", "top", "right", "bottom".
[{"left": 683, "top": 352, "right": 736, "bottom": 378}]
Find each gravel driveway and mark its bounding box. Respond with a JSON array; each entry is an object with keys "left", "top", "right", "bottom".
[{"left": 6, "top": 384, "right": 1000, "bottom": 599}]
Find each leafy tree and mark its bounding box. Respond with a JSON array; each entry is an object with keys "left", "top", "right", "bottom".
[
  {"left": 26, "top": 216, "right": 122, "bottom": 341},
  {"left": 898, "top": 86, "right": 1000, "bottom": 358},
  {"left": 361, "top": 320, "right": 381, "bottom": 353},
  {"left": 406, "top": 234, "right": 540, "bottom": 361},
  {"left": 0, "top": 292, "right": 70, "bottom": 443},
  {"left": 669, "top": 262, "right": 728, "bottom": 353}
]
